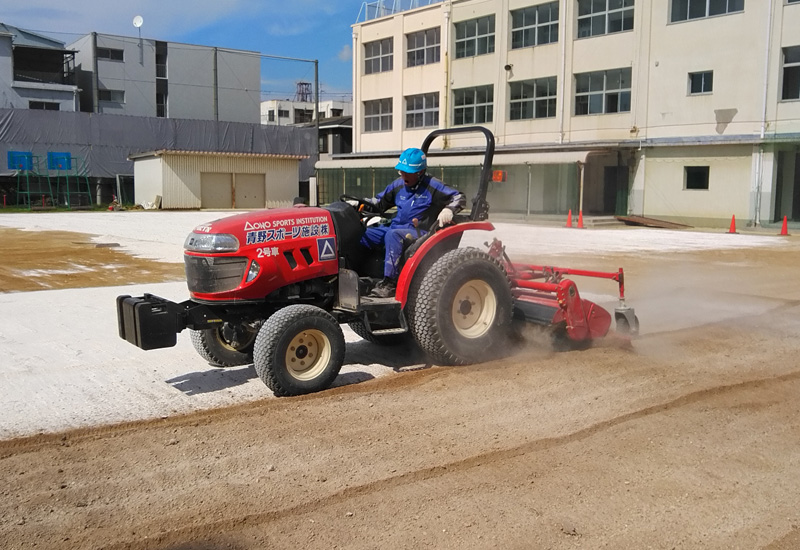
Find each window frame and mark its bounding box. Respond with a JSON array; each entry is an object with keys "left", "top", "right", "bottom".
[
  {"left": 670, "top": 0, "right": 744, "bottom": 23},
  {"left": 509, "top": 76, "right": 558, "bottom": 120},
  {"left": 364, "top": 38, "right": 393, "bottom": 75},
  {"left": 685, "top": 166, "right": 710, "bottom": 190},
  {"left": 29, "top": 101, "right": 60, "bottom": 111},
  {"left": 781, "top": 46, "right": 800, "bottom": 101},
  {"left": 96, "top": 47, "right": 124, "bottom": 62},
  {"left": 577, "top": 0, "right": 635, "bottom": 39},
  {"left": 454, "top": 15, "right": 496, "bottom": 59},
  {"left": 688, "top": 70, "right": 714, "bottom": 94},
  {"left": 405, "top": 92, "right": 440, "bottom": 129},
  {"left": 574, "top": 67, "right": 632, "bottom": 116},
  {"left": 510, "top": 2, "right": 559, "bottom": 49},
  {"left": 453, "top": 85, "right": 494, "bottom": 125},
  {"left": 98, "top": 89, "right": 125, "bottom": 103},
  {"left": 364, "top": 98, "right": 393, "bottom": 133},
  {"left": 407, "top": 27, "right": 441, "bottom": 67}
]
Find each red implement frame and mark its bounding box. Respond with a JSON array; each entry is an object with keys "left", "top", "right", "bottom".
[{"left": 485, "top": 239, "right": 628, "bottom": 342}]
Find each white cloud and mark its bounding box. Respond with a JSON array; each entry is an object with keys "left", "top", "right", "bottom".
[{"left": 338, "top": 44, "right": 352, "bottom": 62}]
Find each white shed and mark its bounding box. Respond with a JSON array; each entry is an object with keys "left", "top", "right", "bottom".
[{"left": 129, "top": 150, "right": 307, "bottom": 210}]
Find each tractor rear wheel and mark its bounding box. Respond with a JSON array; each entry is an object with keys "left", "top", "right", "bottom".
[
  {"left": 253, "top": 305, "right": 345, "bottom": 397},
  {"left": 410, "top": 247, "right": 513, "bottom": 365},
  {"left": 190, "top": 321, "right": 259, "bottom": 367}
]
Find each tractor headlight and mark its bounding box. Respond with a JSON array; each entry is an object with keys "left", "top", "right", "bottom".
[
  {"left": 184, "top": 232, "right": 240, "bottom": 253},
  {"left": 245, "top": 259, "right": 260, "bottom": 282}
]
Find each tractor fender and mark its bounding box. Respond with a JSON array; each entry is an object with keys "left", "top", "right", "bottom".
[{"left": 395, "top": 221, "right": 495, "bottom": 306}]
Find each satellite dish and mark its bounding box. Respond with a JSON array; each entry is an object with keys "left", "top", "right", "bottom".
[{"left": 133, "top": 15, "right": 144, "bottom": 28}]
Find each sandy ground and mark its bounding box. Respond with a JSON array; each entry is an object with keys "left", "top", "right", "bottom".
[{"left": 1, "top": 211, "right": 799, "bottom": 549}]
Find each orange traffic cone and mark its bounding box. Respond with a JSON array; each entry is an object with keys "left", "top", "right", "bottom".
[
  {"left": 727, "top": 215, "right": 738, "bottom": 234},
  {"left": 566, "top": 209, "right": 573, "bottom": 228},
  {"left": 577, "top": 210, "right": 585, "bottom": 229},
  {"left": 779, "top": 215, "right": 790, "bottom": 236}
]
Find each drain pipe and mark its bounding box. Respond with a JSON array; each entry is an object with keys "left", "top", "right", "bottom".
[{"left": 754, "top": 0, "right": 775, "bottom": 227}]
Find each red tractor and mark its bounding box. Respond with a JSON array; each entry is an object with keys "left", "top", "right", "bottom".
[{"left": 117, "top": 127, "right": 637, "bottom": 396}]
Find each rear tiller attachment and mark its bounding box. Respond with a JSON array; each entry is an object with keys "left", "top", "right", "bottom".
[{"left": 486, "top": 239, "right": 638, "bottom": 344}]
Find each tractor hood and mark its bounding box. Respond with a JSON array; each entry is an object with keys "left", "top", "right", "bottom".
[{"left": 183, "top": 206, "right": 339, "bottom": 302}]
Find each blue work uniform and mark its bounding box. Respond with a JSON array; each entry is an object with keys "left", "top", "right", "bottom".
[{"left": 360, "top": 174, "right": 465, "bottom": 279}]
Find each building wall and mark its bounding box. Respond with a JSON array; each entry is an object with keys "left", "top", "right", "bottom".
[
  {"left": 132, "top": 157, "right": 163, "bottom": 205},
  {"left": 347, "top": 0, "right": 800, "bottom": 226},
  {"left": 70, "top": 33, "right": 260, "bottom": 123}
]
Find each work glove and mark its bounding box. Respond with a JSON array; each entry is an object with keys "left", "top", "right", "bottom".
[
  {"left": 437, "top": 208, "right": 454, "bottom": 227},
  {"left": 345, "top": 199, "right": 359, "bottom": 207}
]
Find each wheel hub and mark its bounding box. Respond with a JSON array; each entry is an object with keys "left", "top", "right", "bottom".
[
  {"left": 451, "top": 280, "right": 497, "bottom": 339},
  {"left": 285, "top": 330, "right": 331, "bottom": 381}
]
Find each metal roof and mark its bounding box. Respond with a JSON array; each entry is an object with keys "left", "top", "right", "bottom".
[
  {"left": 128, "top": 150, "right": 308, "bottom": 161},
  {"left": 0, "top": 22, "right": 65, "bottom": 49}
]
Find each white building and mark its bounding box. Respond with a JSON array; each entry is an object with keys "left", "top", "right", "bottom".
[
  {"left": 318, "top": 0, "right": 800, "bottom": 227},
  {"left": 68, "top": 33, "right": 261, "bottom": 123},
  {"left": 261, "top": 98, "right": 352, "bottom": 126}
]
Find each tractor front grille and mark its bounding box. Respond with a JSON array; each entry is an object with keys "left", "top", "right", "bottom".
[{"left": 184, "top": 255, "right": 248, "bottom": 293}]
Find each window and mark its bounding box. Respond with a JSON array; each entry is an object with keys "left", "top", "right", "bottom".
[
  {"left": 689, "top": 71, "right": 713, "bottom": 94},
  {"left": 406, "top": 93, "right": 439, "bottom": 128},
  {"left": 511, "top": 2, "right": 559, "bottom": 49},
  {"left": 789, "top": 0, "right": 800, "bottom": 3},
  {"left": 364, "top": 98, "right": 393, "bottom": 132},
  {"left": 96, "top": 47, "right": 124, "bottom": 61},
  {"left": 319, "top": 134, "right": 329, "bottom": 154},
  {"left": 670, "top": 0, "right": 744, "bottom": 22},
  {"left": 407, "top": 27, "right": 440, "bottom": 67},
  {"left": 294, "top": 109, "right": 313, "bottom": 124},
  {"left": 782, "top": 46, "right": 800, "bottom": 100},
  {"left": 331, "top": 108, "right": 343, "bottom": 117},
  {"left": 577, "top": 0, "right": 634, "bottom": 37},
  {"left": 268, "top": 110, "right": 275, "bottom": 122},
  {"left": 454, "top": 85, "right": 493, "bottom": 125},
  {"left": 510, "top": 77, "right": 557, "bottom": 120},
  {"left": 364, "top": 38, "right": 393, "bottom": 75},
  {"left": 575, "top": 68, "right": 631, "bottom": 115},
  {"left": 685, "top": 166, "right": 709, "bottom": 190},
  {"left": 156, "top": 93, "right": 167, "bottom": 117},
  {"left": 155, "top": 41, "right": 168, "bottom": 79},
  {"left": 29, "top": 101, "right": 59, "bottom": 111},
  {"left": 98, "top": 89, "right": 125, "bottom": 103},
  {"left": 455, "top": 15, "right": 495, "bottom": 59}
]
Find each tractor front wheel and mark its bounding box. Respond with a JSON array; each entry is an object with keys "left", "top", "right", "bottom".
[
  {"left": 410, "top": 247, "right": 513, "bottom": 365},
  {"left": 253, "top": 305, "right": 345, "bottom": 397},
  {"left": 190, "top": 321, "right": 259, "bottom": 367}
]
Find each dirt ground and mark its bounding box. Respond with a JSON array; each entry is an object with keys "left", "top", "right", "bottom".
[{"left": 2, "top": 227, "right": 800, "bottom": 549}]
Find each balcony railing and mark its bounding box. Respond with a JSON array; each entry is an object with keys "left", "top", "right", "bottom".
[
  {"left": 13, "top": 70, "right": 75, "bottom": 86},
  {"left": 356, "top": 0, "right": 443, "bottom": 23}
]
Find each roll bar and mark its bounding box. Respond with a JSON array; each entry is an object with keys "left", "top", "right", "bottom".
[{"left": 420, "top": 126, "right": 495, "bottom": 222}]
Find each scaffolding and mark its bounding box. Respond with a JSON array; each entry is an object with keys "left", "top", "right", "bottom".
[
  {"left": 47, "top": 152, "right": 92, "bottom": 209},
  {"left": 8, "top": 151, "right": 54, "bottom": 209}
]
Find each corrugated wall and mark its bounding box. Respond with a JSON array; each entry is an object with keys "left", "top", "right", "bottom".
[{"left": 160, "top": 154, "right": 300, "bottom": 209}]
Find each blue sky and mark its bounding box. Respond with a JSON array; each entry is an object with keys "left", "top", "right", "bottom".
[{"left": 3, "top": 0, "right": 369, "bottom": 101}]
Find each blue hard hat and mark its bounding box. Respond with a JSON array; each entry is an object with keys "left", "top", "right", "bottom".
[{"left": 395, "top": 148, "right": 427, "bottom": 173}]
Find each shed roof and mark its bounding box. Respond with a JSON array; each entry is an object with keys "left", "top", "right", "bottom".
[{"left": 129, "top": 150, "right": 308, "bottom": 161}]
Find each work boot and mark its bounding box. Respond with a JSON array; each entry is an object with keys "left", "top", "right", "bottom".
[{"left": 370, "top": 278, "right": 396, "bottom": 298}]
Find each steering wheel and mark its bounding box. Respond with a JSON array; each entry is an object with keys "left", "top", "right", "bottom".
[{"left": 339, "top": 194, "right": 373, "bottom": 211}]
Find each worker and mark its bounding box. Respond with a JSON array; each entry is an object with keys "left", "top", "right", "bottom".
[{"left": 358, "top": 147, "right": 465, "bottom": 298}]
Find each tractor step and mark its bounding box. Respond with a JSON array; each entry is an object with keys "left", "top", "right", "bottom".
[{"left": 371, "top": 327, "right": 407, "bottom": 336}]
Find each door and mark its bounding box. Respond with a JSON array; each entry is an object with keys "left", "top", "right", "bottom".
[
  {"left": 234, "top": 174, "right": 266, "bottom": 209},
  {"left": 200, "top": 173, "right": 232, "bottom": 209}
]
